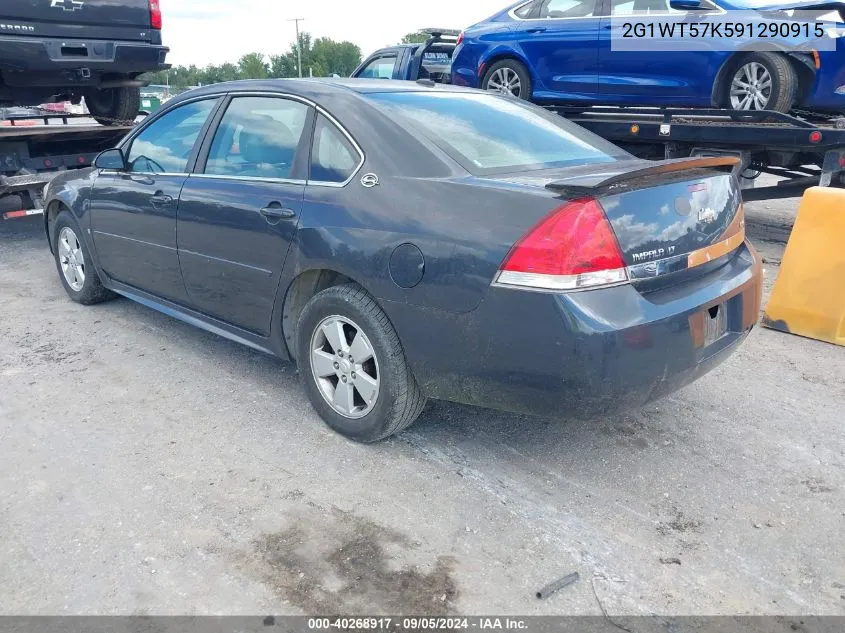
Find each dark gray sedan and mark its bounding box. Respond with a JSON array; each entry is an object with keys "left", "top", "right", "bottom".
[{"left": 43, "top": 79, "right": 762, "bottom": 442}]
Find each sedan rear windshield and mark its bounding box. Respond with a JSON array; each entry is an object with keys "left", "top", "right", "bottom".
[{"left": 365, "top": 91, "right": 627, "bottom": 175}]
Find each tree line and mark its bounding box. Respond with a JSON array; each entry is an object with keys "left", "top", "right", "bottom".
[{"left": 144, "top": 31, "right": 428, "bottom": 89}]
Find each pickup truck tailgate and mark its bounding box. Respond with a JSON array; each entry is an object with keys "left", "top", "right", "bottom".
[{"left": 1, "top": 0, "right": 155, "bottom": 41}]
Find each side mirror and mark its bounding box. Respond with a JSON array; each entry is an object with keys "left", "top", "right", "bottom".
[
  {"left": 670, "top": 0, "right": 703, "bottom": 8},
  {"left": 94, "top": 148, "right": 127, "bottom": 171}
]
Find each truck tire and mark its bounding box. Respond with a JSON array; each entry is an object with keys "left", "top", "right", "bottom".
[
  {"left": 85, "top": 87, "right": 141, "bottom": 126},
  {"left": 482, "top": 59, "right": 533, "bottom": 100},
  {"left": 52, "top": 210, "right": 116, "bottom": 305},
  {"left": 296, "top": 283, "right": 426, "bottom": 443},
  {"left": 722, "top": 53, "right": 797, "bottom": 113}
]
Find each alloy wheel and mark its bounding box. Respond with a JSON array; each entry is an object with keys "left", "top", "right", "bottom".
[
  {"left": 310, "top": 315, "right": 380, "bottom": 419},
  {"left": 58, "top": 226, "right": 85, "bottom": 292},
  {"left": 487, "top": 67, "right": 522, "bottom": 97},
  {"left": 730, "top": 62, "right": 772, "bottom": 111}
]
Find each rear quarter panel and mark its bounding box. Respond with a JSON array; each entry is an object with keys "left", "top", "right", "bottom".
[{"left": 290, "top": 175, "right": 555, "bottom": 314}]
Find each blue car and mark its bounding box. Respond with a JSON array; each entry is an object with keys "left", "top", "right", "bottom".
[
  {"left": 43, "top": 79, "right": 761, "bottom": 442},
  {"left": 452, "top": 0, "right": 845, "bottom": 112}
]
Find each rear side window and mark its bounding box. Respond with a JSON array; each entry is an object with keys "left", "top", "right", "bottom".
[
  {"left": 310, "top": 114, "right": 361, "bottom": 184},
  {"left": 126, "top": 99, "right": 215, "bottom": 173},
  {"left": 540, "top": 0, "right": 599, "bottom": 18},
  {"left": 514, "top": 2, "right": 537, "bottom": 18},
  {"left": 366, "top": 91, "right": 625, "bottom": 175},
  {"left": 204, "top": 96, "right": 310, "bottom": 180},
  {"left": 358, "top": 55, "right": 397, "bottom": 79}
]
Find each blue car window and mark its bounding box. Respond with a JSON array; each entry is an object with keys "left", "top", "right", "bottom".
[
  {"left": 541, "top": 0, "right": 598, "bottom": 18},
  {"left": 310, "top": 114, "right": 361, "bottom": 184},
  {"left": 204, "top": 96, "right": 309, "bottom": 180},
  {"left": 125, "top": 100, "right": 215, "bottom": 174},
  {"left": 611, "top": 0, "right": 681, "bottom": 13},
  {"left": 514, "top": 2, "right": 536, "bottom": 18},
  {"left": 367, "top": 91, "right": 626, "bottom": 175}
]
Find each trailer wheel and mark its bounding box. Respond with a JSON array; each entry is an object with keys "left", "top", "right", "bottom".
[
  {"left": 85, "top": 87, "right": 141, "bottom": 126},
  {"left": 482, "top": 59, "right": 532, "bottom": 100},
  {"left": 722, "top": 53, "right": 797, "bottom": 113},
  {"left": 53, "top": 210, "right": 115, "bottom": 305}
]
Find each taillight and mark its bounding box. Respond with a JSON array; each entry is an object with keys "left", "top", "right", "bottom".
[
  {"left": 456, "top": 31, "right": 465, "bottom": 46},
  {"left": 494, "top": 198, "right": 628, "bottom": 292},
  {"left": 150, "top": 0, "right": 162, "bottom": 29}
]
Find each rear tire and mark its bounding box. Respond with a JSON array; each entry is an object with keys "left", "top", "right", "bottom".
[
  {"left": 296, "top": 283, "right": 426, "bottom": 443},
  {"left": 85, "top": 86, "right": 141, "bottom": 126},
  {"left": 482, "top": 59, "right": 533, "bottom": 100},
  {"left": 721, "top": 52, "right": 797, "bottom": 113},
  {"left": 52, "top": 210, "right": 115, "bottom": 305}
]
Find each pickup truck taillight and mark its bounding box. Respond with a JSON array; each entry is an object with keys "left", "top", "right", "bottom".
[{"left": 150, "top": 0, "right": 162, "bottom": 29}]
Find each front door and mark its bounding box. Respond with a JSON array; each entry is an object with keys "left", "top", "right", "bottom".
[
  {"left": 89, "top": 99, "right": 218, "bottom": 303},
  {"left": 176, "top": 95, "right": 312, "bottom": 336},
  {"left": 512, "top": 0, "right": 602, "bottom": 100}
]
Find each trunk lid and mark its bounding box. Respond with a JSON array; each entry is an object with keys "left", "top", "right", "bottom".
[
  {"left": 489, "top": 157, "right": 745, "bottom": 280},
  {"left": 1, "top": 0, "right": 155, "bottom": 41}
]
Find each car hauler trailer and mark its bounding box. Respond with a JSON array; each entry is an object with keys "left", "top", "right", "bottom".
[
  {"left": 1, "top": 109, "right": 132, "bottom": 221},
  {"left": 553, "top": 106, "right": 845, "bottom": 201}
]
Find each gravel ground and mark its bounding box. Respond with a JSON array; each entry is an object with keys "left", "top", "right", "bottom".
[{"left": 0, "top": 192, "right": 843, "bottom": 617}]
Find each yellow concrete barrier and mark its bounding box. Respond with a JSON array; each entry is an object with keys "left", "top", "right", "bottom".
[{"left": 762, "top": 186, "right": 845, "bottom": 346}]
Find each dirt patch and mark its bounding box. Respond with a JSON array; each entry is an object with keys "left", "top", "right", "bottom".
[
  {"left": 657, "top": 510, "right": 703, "bottom": 536},
  {"left": 240, "top": 505, "right": 458, "bottom": 615},
  {"left": 801, "top": 478, "right": 834, "bottom": 494}
]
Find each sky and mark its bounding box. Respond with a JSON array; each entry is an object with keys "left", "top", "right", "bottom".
[{"left": 161, "top": 0, "right": 515, "bottom": 67}]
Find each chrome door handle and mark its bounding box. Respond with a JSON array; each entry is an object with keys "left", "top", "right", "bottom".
[
  {"left": 260, "top": 204, "right": 296, "bottom": 220},
  {"left": 149, "top": 193, "right": 173, "bottom": 207}
]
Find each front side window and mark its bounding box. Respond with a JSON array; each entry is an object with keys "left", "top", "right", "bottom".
[
  {"left": 367, "top": 91, "right": 626, "bottom": 175},
  {"left": 125, "top": 99, "right": 216, "bottom": 173},
  {"left": 540, "top": 0, "right": 599, "bottom": 18},
  {"left": 358, "top": 56, "right": 397, "bottom": 79},
  {"left": 310, "top": 114, "right": 361, "bottom": 184},
  {"left": 204, "top": 96, "right": 310, "bottom": 180}
]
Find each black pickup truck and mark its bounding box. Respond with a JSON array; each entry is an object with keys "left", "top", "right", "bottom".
[{"left": 0, "top": 0, "right": 169, "bottom": 125}]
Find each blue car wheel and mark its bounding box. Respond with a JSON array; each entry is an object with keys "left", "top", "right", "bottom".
[
  {"left": 722, "top": 52, "right": 798, "bottom": 113},
  {"left": 482, "top": 59, "right": 532, "bottom": 100}
]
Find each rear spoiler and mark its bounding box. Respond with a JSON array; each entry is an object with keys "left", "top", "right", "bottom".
[{"left": 545, "top": 156, "right": 740, "bottom": 195}]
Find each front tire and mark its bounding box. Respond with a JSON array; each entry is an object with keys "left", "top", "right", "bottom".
[
  {"left": 296, "top": 284, "right": 426, "bottom": 443},
  {"left": 85, "top": 86, "right": 141, "bottom": 126},
  {"left": 53, "top": 211, "right": 115, "bottom": 305},
  {"left": 482, "top": 59, "right": 532, "bottom": 100},
  {"left": 722, "top": 53, "right": 797, "bottom": 113}
]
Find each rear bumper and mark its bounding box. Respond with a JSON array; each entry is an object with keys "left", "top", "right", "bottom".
[
  {"left": 388, "top": 241, "right": 762, "bottom": 419},
  {"left": 0, "top": 36, "right": 168, "bottom": 78}
]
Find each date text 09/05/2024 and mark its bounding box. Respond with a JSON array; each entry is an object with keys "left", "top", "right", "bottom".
[{"left": 307, "top": 617, "right": 529, "bottom": 630}]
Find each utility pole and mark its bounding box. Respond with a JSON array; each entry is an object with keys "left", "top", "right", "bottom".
[{"left": 288, "top": 18, "right": 305, "bottom": 78}]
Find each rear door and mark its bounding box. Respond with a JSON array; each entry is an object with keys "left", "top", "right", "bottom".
[
  {"left": 511, "top": 0, "right": 601, "bottom": 99},
  {"left": 1, "top": 0, "right": 155, "bottom": 41},
  {"left": 176, "top": 95, "right": 312, "bottom": 336}
]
